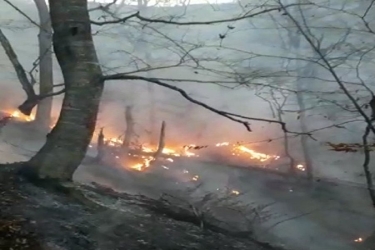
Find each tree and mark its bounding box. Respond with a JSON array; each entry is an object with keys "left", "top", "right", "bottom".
[
  {"left": 33, "top": 0, "right": 54, "bottom": 130},
  {"left": 2, "top": 0, "right": 55, "bottom": 129},
  {"left": 19, "top": 0, "right": 312, "bottom": 181},
  {"left": 277, "top": 0, "right": 375, "bottom": 205},
  {"left": 24, "top": 0, "right": 104, "bottom": 180}
]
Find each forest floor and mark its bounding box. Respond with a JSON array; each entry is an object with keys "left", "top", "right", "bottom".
[
  {"left": 0, "top": 122, "right": 375, "bottom": 250},
  {"left": 0, "top": 164, "right": 285, "bottom": 250}
]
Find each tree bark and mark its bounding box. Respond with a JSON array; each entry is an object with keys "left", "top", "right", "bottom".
[
  {"left": 34, "top": 0, "right": 54, "bottom": 130},
  {"left": 24, "top": 0, "right": 104, "bottom": 181}
]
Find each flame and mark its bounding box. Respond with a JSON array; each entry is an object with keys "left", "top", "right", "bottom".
[
  {"left": 105, "top": 139, "right": 279, "bottom": 171},
  {"left": 4, "top": 109, "right": 280, "bottom": 170},
  {"left": 10, "top": 110, "right": 35, "bottom": 122},
  {"left": 105, "top": 137, "right": 123, "bottom": 147},
  {"left": 129, "top": 156, "right": 154, "bottom": 171},
  {"left": 234, "top": 145, "right": 280, "bottom": 162}
]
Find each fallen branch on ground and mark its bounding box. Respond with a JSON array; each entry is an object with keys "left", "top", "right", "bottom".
[{"left": 83, "top": 182, "right": 266, "bottom": 238}]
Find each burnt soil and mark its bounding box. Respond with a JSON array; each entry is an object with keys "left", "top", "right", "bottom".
[{"left": 0, "top": 165, "right": 285, "bottom": 250}]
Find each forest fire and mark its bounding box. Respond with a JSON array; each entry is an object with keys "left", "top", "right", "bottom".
[
  {"left": 9, "top": 110, "right": 35, "bottom": 122},
  {"left": 1, "top": 109, "right": 282, "bottom": 173},
  {"left": 100, "top": 134, "right": 281, "bottom": 172}
]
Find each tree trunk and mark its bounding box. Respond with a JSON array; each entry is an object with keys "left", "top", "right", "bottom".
[
  {"left": 96, "top": 128, "right": 105, "bottom": 162},
  {"left": 34, "top": 0, "right": 53, "bottom": 130},
  {"left": 24, "top": 0, "right": 104, "bottom": 181},
  {"left": 284, "top": 0, "right": 313, "bottom": 180},
  {"left": 154, "top": 121, "right": 166, "bottom": 158},
  {"left": 296, "top": 66, "right": 314, "bottom": 180},
  {"left": 122, "top": 105, "right": 134, "bottom": 151}
]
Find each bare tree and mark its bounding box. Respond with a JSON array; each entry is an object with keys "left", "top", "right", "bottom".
[
  {"left": 278, "top": 0, "right": 375, "bottom": 205},
  {"left": 0, "top": 28, "right": 62, "bottom": 117},
  {"left": 15, "top": 0, "right": 315, "bottom": 181},
  {"left": 22, "top": 0, "right": 104, "bottom": 180},
  {"left": 282, "top": 0, "right": 314, "bottom": 180},
  {"left": 2, "top": 0, "right": 56, "bottom": 129},
  {"left": 33, "top": 0, "right": 54, "bottom": 130}
]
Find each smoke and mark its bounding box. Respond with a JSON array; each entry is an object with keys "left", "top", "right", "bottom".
[
  {"left": 97, "top": 79, "right": 284, "bottom": 153},
  {"left": 0, "top": 83, "right": 23, "bottom": 110}
]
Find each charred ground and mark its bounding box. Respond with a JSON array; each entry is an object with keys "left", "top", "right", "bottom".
[{"left": 0, "top": 164, "right": 285, "bottom": 250}]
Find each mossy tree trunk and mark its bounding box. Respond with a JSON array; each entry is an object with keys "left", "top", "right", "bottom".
[{"left": 26, "top": 0, "right": 104, "bottom": 181}]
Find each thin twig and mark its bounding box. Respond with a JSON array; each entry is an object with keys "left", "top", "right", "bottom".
[{"left": 91, "top": 3, "right": 310, "bottom": 26}]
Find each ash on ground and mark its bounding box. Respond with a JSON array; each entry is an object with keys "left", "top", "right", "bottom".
[{"left": 0, "top": 164, "right": 282, "bottom": 250}]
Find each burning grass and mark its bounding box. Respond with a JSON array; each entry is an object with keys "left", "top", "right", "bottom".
[
  {"left": 99, "top": 136, "right": 282, "bottom": 172},
  {"left": 0, "top": 109, "right": 306, "bottom": 175}
]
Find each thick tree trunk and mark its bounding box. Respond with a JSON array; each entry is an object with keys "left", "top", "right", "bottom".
[
  {"left": 25, "top": 0, "right": 104, "bottom": 181},
  {"left": 34, "top": 0, "right": 53, "bottom": 130}
]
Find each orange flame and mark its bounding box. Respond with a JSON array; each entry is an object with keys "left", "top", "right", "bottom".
[
  {"left": 4, "top": 109, "right": 280, "bottom": 170},
  {"left": 233, "top": 145, "right": 280, "bottom": 162},
  {"left": 10, "top": 110, "right": 35, "bottom": 122}
]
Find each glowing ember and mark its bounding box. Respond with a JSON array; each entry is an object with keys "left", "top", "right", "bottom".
[
  {"left": 231, "top": 190, "right": 240, "bottom": 195},
  {"left": 105, "top": 138, "right": 123, "bottom": 147},
  {"left": 354, "top": 237, "right": 363, "bottom": 243},
  {"left": 192, "top": 175, "right": 199, "bottom": 181},
  {"left": 183, "top": 150, "right": 197, "bottom": 157},
  {"left": 296, "top": 164, "right": 306, "bottom": 171},
  {"left": 129, "top": 156, "right": 154, "bottom": 171},
  {"left": 216, "top": 142, "right": 229, "bottom": 147}
]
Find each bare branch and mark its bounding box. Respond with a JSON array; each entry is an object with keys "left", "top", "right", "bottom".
[
  {"left": 0, "top": 28, "right": 36, "bottom": 99},
  {"left": 279, "top": 1, "right": 375, "bottom": 135},
  {"left": 0, "top": 27, "right": 65, "bottom": 116},
  {"left": 3, "top": 0, "right": 42, "bottom": 30},
  {"left": 88, "top": 0, "right": 118, "bottom": 12},
  {"left": 91, "top": 3, "right": 309, "bottom": 26},
  {"left": 103, "top": 74, "right": 308, "bottom": 134}
]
